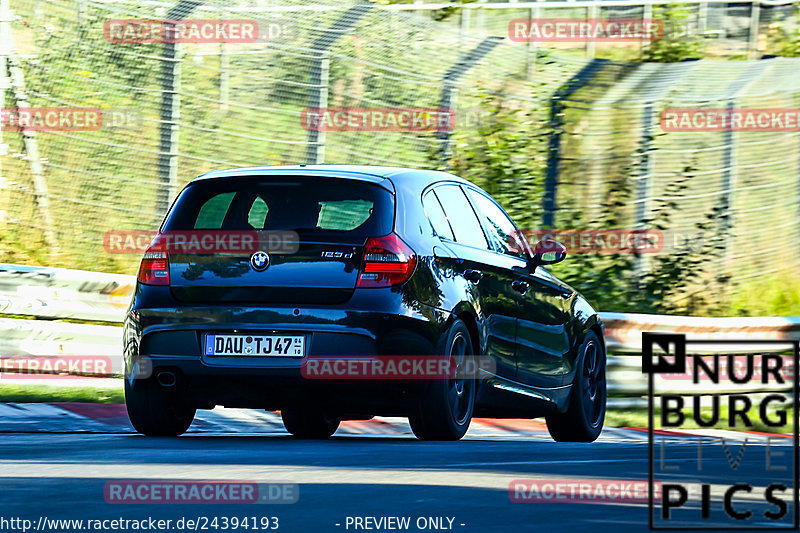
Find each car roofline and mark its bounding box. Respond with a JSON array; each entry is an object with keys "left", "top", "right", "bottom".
[
  {"left": 190, "top": 166, "right": 409, "bottom": 192},
  {"left": 190, "top": 165, "right": 471, "bottom": 191}
]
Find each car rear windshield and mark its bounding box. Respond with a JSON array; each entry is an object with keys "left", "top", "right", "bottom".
[{"left": 162, "top": 176, "right": 394, "bottom": 238}]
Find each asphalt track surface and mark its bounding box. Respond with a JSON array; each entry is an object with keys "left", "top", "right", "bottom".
[{"left": 0, "top": 406, "right": 795, "bottom": 532}]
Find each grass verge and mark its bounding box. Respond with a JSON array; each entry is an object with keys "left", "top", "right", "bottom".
[
  {"left": 605, "top": 407, "right": 793, "bottom": 434},
  {"left": 0, "top": 383, "right": 124, "bottom": 404}
]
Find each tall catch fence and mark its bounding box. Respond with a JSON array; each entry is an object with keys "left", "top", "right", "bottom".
[{"left": 1, "top": 0, "right": 799, "bottom": 307}]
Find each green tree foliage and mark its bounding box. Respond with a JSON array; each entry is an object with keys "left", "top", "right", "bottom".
[
  {"left": 642, "top": 4, "right": 705, "bottom": 62},
  {"left": 766, "top": 6, "right": 800, "bottom": 57},
  {"left": 442, "top": 94, "right": 730, "bottom": 314},
  {"left": 446, "top": 91, "right": 549, "bottom": 231}
]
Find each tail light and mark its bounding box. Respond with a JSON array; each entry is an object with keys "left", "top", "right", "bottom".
[
  {"left": 137, "top": 249, "right": 169, "bottom": 286},
  {"left": 358, "top": 234, "right": 417, "bottom": 288}
]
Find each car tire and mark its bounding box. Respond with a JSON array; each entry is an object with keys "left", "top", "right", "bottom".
[
  {"left": 281, "top": 408, "right": 340, "bottom": 439},
  {"left": 125, "top": 378, "right": 196, "bottom": 437},
  {"left": 408, "top": 319, "right": 476, "bottom": 441},
  {"left": 546, "top": 330, "right": 606, "bottom": 442}
]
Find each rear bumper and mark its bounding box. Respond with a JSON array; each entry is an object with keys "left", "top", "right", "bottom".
[
  {"left": 123, "top": 290, "right": 451, "bottom": 411},
  {"left": 128, "top": 367, "right": 424, "bottom": 414}
]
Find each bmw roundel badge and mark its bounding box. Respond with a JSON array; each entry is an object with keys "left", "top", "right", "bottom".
[{"left": 250, "top": 251, "right": 270, "bottom": 272}]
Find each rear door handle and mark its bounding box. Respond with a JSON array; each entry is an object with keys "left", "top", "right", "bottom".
[
  {"left": 464, "top": 269, "right": 483, "bottom": 282},
  {"left": 511, "top": 280, "right": 529, "bottom": 293}
]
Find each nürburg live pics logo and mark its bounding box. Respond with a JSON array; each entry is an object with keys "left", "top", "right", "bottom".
[{"left": 644, "top": 332, "right": 799, "bottom": 529}]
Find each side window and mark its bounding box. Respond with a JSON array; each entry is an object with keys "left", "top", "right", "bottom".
[
  {"left": 247, "top": 197, "right": 269, "bottom": 229},
  {"left": 194, "top": 192, "right": 235, "bottom": 229},
  {"left": 422, "top": 190, "right": 454, "bottom": 240},
  {"left": 466, "top": 188, "right": 526, "bottom": 256},
  {"left": 433, "top": 185, "right": 488, "bottom": 250}
]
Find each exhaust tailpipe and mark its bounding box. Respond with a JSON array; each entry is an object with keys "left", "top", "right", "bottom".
[{"left": 156, "top": 371, "right": 177, "bottom": 388}]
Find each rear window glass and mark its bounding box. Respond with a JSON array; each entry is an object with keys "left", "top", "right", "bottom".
[
  {"left": 163, "top": 176, "right": 394, "bottom": 237},
  {"left": 317, "top": 200, "right": 374, "bottom": 231}
]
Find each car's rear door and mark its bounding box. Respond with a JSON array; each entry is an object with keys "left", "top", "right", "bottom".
[
  {"left": 463, "top": 187, "right": 571, "bottom": 388},
  {"left": 511, "top": 269, "right": 573, "bottom": 387},
  {"left": 428, "top": 184, "right": 518, "bottom": 380}
]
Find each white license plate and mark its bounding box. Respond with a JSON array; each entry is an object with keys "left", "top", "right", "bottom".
[{"left": 204, "top": 334, "right": 304, "bottom": 357}]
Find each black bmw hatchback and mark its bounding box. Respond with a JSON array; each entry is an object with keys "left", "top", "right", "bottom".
[{"left": 124, "top": 165, "right": 606, "bottom": 441}]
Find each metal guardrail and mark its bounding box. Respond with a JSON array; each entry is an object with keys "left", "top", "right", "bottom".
[
  {"left": 605, "top": 313, "right": 799, "bottom": 396},
  {"left": 0, "top": 264, "right": 797, "bottom": 396},
  {"left": 0, "top": 263, "right": 129, "bottom": 377},
  {"left": 0, "top": 263, "right": 133, "bottom": 322}
]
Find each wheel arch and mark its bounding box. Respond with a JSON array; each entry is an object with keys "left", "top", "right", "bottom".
[
  {"left": 448, "top": 301, "right": 482, "bottom": 355},
  {"left": 589, "top": 321, "right": 606, "bottom": 355},
  {"left": 562, "top": 310, "right": 605, "bottom": 389}
]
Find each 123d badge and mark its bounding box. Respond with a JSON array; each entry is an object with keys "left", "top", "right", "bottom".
[{"left": 644, "top": 333, "right": 799, "bottom": 529}]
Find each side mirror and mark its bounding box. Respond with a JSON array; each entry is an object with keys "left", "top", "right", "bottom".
[{"left": 529, "top": 239, "right": 567, "bottom": 269}]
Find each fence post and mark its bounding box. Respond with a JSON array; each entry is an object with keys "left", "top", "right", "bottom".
[
  {"left": 0, "top": 0, "right": 8, "bottom": 230},
  {"left": 156, "top": 42, "right": 182, "bottom": 219},
  {"left": 748, "top": 1, "right": 761, "bottom": 60},
  {"left": 719, "top": 60, "right": 773, "bottom": 272},
  {"left": 476, "top": 0, "right": 487, "bottom": 33},
  {"left": 306, "top": 52, "right": 330, "bottom": 165},
  {"left": 4, "top": 0, "right": 58, "bottom": 254},
  {"left": 697, "top": 2, "right": 708, "bottom": 35},
  {"left": 641, "top": 3, "right": 653, "bottom": 56},
  {"left": 633, "top": 62, "right": 698, "bottom": 279},
  {"left": 542, "top": 59, "right": 608, "bottom": 229},
  {"left": 460, "top": 7, "right": 471, "bottom": 52},
  {"left": 155, "top": 0, "right": 202, "bottom": 220},
  {"left": 632, "top": 103, "right": 656, "bottom": 282},
  {"left": 76, "top": 0, "right": 85, "bottom": 25},
  {"left": 586, "top": 3, "right": 598, "bottom": 59},
  {"left": 219, "top": 42, "right": 229, "bottom": 112},
  {"left": 7, "top": 59, "right": 58, "bottom": 253},
  {"left": 635, "top": 104, "right": 655, "bottom": 233},
  {"left": 305, "top": 1, "right": 373, "bottom": 165},
  {"left": 437, "top": 37, "right": 503, "bottom": 166},
  {"left": 526, "top": 4, "right": 541, "bottom": 80}
]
